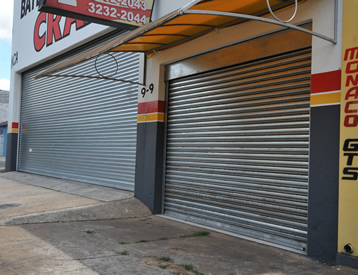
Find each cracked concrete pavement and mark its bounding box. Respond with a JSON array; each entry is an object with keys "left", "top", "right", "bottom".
[{"left": 0, "top": 172, "right": 358, "bottom": 275}]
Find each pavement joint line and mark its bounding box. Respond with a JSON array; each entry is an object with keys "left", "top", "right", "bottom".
[
  {"left": 0, "top": 202, "right": 107, "bottom": 226},
  {"left": 0, "top": 172, "right": 134, "bottom": 202},
  {"left": 0, "top": 198, "right": 151, "bottom": 226},
  {"left": 3, "top": 201, "right": 105, "bottom": 215},
  {"left": 70, "top": 253, "right": 122, "bottom": 261},
  {"left": 0, "top": 184, "right": 29, "bottom": 188},
  {"left": 4, "top": 179, "right": 108, "bottom": 201}
]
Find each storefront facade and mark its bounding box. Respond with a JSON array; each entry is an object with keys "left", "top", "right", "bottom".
[
  {"left": 7, "top": 0, "right": 358, "bottom": 268},
  {"left": 0, "top": 122, "right": 7, "bottom": 157},
  {"left": 7, "top": 0, "right": 168, "bottom": 189}
]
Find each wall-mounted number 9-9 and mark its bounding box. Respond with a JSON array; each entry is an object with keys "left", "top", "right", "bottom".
[{"left": 141, "top": 83, "right": 154, "bottom": 98}]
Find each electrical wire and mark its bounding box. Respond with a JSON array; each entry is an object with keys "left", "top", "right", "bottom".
[
  {"left": 95, "top": 52, "right": 119, "bottom": 79},
  {"left": 266, "top": 0, "right": 298, "bottom": 23}
]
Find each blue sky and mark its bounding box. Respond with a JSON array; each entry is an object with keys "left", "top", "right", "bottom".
[{"left": 0, "top": 0, "right": 13, "bottom": 91}]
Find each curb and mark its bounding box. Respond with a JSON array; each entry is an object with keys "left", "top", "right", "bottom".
[{"left": 0, "top": 198, "right": 152, "bottom": 226}]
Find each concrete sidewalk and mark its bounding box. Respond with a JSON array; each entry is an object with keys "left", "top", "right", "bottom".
[
  {"left": 0, "top": 156, "right": 5, "bottom": 170},
  {"left": 0, "top": 172, "right": 357, "bottom": 275},
  {"left": 0, "top": 172, "right": 151, "bottom": 225}
]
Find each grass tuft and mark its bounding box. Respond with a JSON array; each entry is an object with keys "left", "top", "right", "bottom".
[
  {"left": 119, "top": 241, "right": 129, "bottom": 245},
  {"left": 179, "top": 263, "right": 203, "bottom": 275},
  {"left": 158, "top": 237, "right": 168, "bottom": 241},
  {"left": 135, "top": 239, "right": 149, "bottom": 243},
  {"left": 180, "top": 231, "right": 210, "bottom": 238},
  {"left": 180, "top": 264, "right": 194, "bottom": 271},
  {"left": 159, "top": 256, "right": 172, "bottom": 262},
  {"left": 120, "top": 251, "right": 129, "bottom": 256},
  {"left": 85, "top": 230, "right": 95, "bottom": 234},
  {"left": 158, "top": 265, "right": 168, "bottom": 269},
  {"left": 192, "top": 231, "right": 210, "bottom": 236}
]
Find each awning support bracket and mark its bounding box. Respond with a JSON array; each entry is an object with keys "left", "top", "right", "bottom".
[
  {"left": 184, "top": 4, "right": 338, "bottom": 44},
  {"left": 42, "top": 74, "right": 146, "bottom": 86},
  {"left": 266, "top": 0, "right": 298, "bottom": 23},
  {"left": 40, "top": 51, "right": 147, "bottom": 86}
]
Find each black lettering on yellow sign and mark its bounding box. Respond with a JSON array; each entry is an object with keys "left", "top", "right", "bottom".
[{"left": 343, "top": 139, "right": 358, "bottom": 180}]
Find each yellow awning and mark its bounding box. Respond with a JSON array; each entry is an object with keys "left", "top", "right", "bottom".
[
  {"left": 37, "top": 0, "right": 336, "bottom": 79},
  {"left": 108, "top": 0, "right": 299, "bottom": 53}
]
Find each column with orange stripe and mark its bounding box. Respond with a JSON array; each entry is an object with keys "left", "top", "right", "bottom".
[
  {"left": 137, "top": 100, "right": 165, "bottom": 123},
  {"left": 311, "top": 70, "right": 341, "bottom": 107},
  {"left": 135, "top": 77, "right": 166, "bottom": 214},
  {"left": 307, "top": 69, "right": 342, "bottom": 263},
  {"left": 8, "top": 122, "right": 19, "bottom": 134}
]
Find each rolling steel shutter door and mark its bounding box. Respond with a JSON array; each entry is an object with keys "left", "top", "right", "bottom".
[
  {"left": 19, "top": 50, "right": 140, "bottom": 190},
  {"left": 165, "top": 48, "right": 311, "bottom": 251}
]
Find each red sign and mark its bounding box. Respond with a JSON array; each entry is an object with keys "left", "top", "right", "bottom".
[{"left": 39, "top": 0, "right": 155, "bottom": 29}]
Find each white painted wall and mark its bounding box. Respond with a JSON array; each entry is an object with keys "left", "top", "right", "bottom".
[{"left": 151, "top": 0, "right": 192, "bottom": 20}]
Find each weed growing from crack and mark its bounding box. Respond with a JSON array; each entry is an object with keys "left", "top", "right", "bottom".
[
  {"left": 179, "top": 264, "right": 203, "bottom": 275},
  {"left": 180, "top": 264, "right": 194, "bottom": 271},
  {"left": 193, "top": 231, "right": 210, "bottom": 236},
  {"left": 85, "top": 230, "right": 95, "bottom": 234},
  {"left": 180, "top": 231, "right": 210, "bottom": 238},
  {"left": 142, "top": 256, "right": 204, "bottom": 275},
  {"left": 135, "top": 239, "right": 149, "bottom": 243},
  {"left": 158, "top": 237, "right": 168, "bottom": 241},
  {"left": 120, "top": 251, "right": 129, "bottom": 256}
]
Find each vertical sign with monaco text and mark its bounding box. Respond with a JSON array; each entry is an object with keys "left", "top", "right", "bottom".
[
  {"left": 39, "top": 0, "right": 155, "bottom": 29},
  {"left": 338, "top": 1, "right": 358, "bottom": 257}
]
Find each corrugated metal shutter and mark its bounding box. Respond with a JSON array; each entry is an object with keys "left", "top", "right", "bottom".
[
  {"left": 165, "top": 48, "right": 311, "bottom": 251},
  {"left": 19, "top": 43, "right": 140, "bottom": 190}
]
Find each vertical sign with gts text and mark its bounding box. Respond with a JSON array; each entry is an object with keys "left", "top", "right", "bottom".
[
  {"left": 338, "top": 0, "right": 358, "bottom": 258},
  {"left": 39, "top": 0, "right": 155, "bottom": 29}
]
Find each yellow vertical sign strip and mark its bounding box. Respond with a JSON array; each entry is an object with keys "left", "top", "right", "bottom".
[{"left": 338, "top": 1, "right": 358, "bottom": 257}]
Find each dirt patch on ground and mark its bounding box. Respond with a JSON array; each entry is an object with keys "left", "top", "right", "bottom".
[
  {"left": 141, "top": 256, "right": 201, "bottom": 275},
  {"left": 169, "top": 248, "right": 189, "bottom": 254}
]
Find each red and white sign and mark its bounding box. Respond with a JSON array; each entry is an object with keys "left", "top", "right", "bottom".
[{"left": 39, "top": 0, "right": 155, "bottom": 29}]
